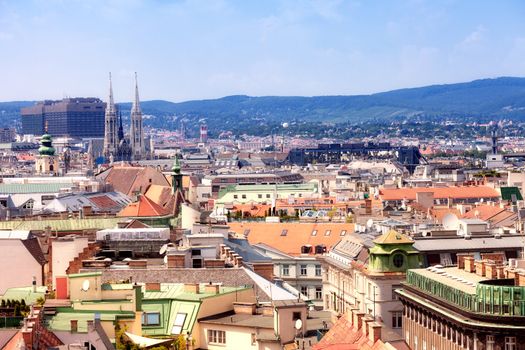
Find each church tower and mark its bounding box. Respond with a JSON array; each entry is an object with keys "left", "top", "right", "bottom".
[
  {"left": 130, "top": 72, "right": 144, "bottom": 160},
  {"left": 35, "top": 123, "right": 59, "bottom": 176},
  {"left": 103, "top": 73, "right": 118, "bottom": 159}
]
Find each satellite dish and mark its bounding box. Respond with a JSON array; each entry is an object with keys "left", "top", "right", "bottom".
[
  {"left": 159, "top": 244, "right": 168, "bottom": 255},
  {"left": 282, "top": 122, "right": 289, "bottom": 128},
  {"left": 366, "top": 219, "right": 373, "bottom": 228},
  {"left": 163, "top": 255, "right": 168, "bottom": 264},
  {"left": 123, "top": 258, "right": 131, "bottom": 262},
  {"left": 294, "top": 319, "right": 303, "bottom": 330},
  {"left": 81, "top": 279, "right": 90, "bottom": 292},
  {"left": 442, "top": 213, "right": 459, "bottom": 230}
]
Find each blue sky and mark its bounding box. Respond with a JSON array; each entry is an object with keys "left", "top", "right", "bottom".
[{"left": 0, "top": 0, "right": 524, "bottom": 102}]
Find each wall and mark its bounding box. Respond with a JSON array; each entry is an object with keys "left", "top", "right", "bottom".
[
  {"left": 0, "top": 239, "right": 42, "bottom": 294},
  {"left": 198, "top": 323, "right": 280, "bottom": 350},
  {"left": 51, "top": 237, "right": 89, "bottom": 289}
]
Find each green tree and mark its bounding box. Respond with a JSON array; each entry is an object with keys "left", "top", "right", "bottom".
[{"left": 13, "top": 305, "right": 21, "bottom": 317}]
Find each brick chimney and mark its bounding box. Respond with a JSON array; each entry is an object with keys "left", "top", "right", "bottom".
[
  {"left": 369, "top": 322, "right": 382, "bottom": 344},
  {"left": 204, "top": 283, "right": 220, "bottom": 294},
  {"left": 145, "top": 282, "right": 161, "bottom": 292},
  {"left": 167, "top": 255, "right": 185, "bottom": 268},
  {"left": 252, "top": 262, "right": 274, "bottom": 281},
  {"left": 464, "top": 256, "right": 475, "bottom": 273},
  {"left": 184, "top": 283, "right": 200, "bottom": 293}
]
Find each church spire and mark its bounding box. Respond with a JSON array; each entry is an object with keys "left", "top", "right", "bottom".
[
  {"left": 108, "top": 72, "right": 115, "bottom": 114},
  {"left": 131, "top": 72, "right": 141, "bottom": 114}
]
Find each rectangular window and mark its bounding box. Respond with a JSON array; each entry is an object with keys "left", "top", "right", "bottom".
[
  {"left": 171, "top": 313, "right": 187, "bottom": 334},
  {"left": 293, "top": 312, "right": 302, "bottom": 321},
  {"left": 300, "top": 265, "right": 307, "bottom": 276},
  {"left": 141, "top": 312, "right": 160, "bottom": 326},
  {"left": 301, "top": 286, "right": 308, "bottom": 297},
  {"left": 392, "top": 311, "right": 403, "bottom": 328},
  {"left": 486, "top": 335, "right": 495, "bottom": 350},
  {"left": 505, "top": 337, "right": 516, "bottom": 350},
  {"left": 282, "top": 264, "right": 290, "bottom": 276},
  {"left": 315, "top": 265, "right": 322, "bottom": 276},
  {"left": 315, "top": 287, "right": 322, "bottom": 300},
  {"left": 233, "top": 195, "right": 238, "bottom": 199},
  {"left": 258, "top": 194, "right": 262, "bottom": 199},
  {"left": 266, "top": 194, "right": 271, "bottom": 198},
  {"left": 208, "top": 329, "right": 226, "bottom": 344},
  {"left": 242, "top": 194, "right": 247, "bottom": 199}
]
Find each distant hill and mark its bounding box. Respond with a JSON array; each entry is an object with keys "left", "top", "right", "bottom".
[{"left": 3, "top": 77, "right": 525, "bottom": 135}]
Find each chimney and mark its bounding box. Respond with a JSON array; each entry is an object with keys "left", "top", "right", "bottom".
[
  {"left": 353, "top": 312, "right": 365, "bottom": 330},
  {"left": 32, "top": 276, "right": 36, "bottom": 293},
  {"left": 233, "top": 302, "right": 257, "bottom": 315},
  {"left": 369, "top": 322, "right": 382, "bottom": 344},
  {"left": 145, "top": 282, "right": 161, "bottom": 292},
  {"left": 252, "top": 262, "right": 274, "bottom": 281},
  {"left": 184, "top": 283, "right": 200, "bottom": 293},
  {"left": 464, "top": 256, "right": 475, "bottom": 273},
  {"left": 21, "top": 328, "right": 33, "bottom": 350},
  {"left": 204, "top": 282, "right": 220, "bottom": 294},
  {"left": 70, "top": 319, "right": 78, "bottom": 333}
]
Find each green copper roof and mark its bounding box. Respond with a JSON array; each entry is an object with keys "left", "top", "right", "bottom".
[
  {"left": 39, "top": 133, "right": 56, "bottom": 156},
  {"left": 501, "top": 186, "right": 523, "bottom": 201},
  {"left": 172, "top": 155, "right": 181, "bottom": 174},
  {"left": 0, "top": 183, "right": 72, "bottom": 194},
  {"left": 0, "top": 217, "right": 122, "bottom": 231}
]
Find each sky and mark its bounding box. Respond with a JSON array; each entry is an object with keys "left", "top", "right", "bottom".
[{"left": 0, "top": 0, "right": 524, "bottom": 102}]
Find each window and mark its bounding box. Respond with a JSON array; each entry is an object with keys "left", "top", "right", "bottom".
[
  {"left": 315, "top": 287, "right": 322, "bottom": 300},
  {"left": 505, "top": 337, "right": 516, "bottom": 350},
  {"left": 191, "top": 249, "right": 201, "bottom": 256},
  {"left": 315, "top": 265, "right": 322, "bottom": 276},
  {"left": 393, "top": 254, "right": 405, "bottom": 268},
  {"left": 300, "top": 265, "right": 307, "bottom": 276},
  {"left": 281, "top": 229, "right": 288, "bottom": 236},
  {"left": 22, "top": 199, "right": 34, "bottom": 209},
  {"left": 301, "top": 286, "right": 308, "bottom": 297},
  {"left": 324, "top": 230, "right": 331, "bottom": 236},
  {"left": 141, "top": 312, "right": 160, "bottom": 326},
  {"left": 171, "top": 313, "right": 187, "bottom": 334},
  {"left": 392, "top": 311, "right": 403, "bottom": 328},
  {"left": 392, "top": 285, "right": 402, "bottom": 300},
  {"left": 242, "top": 194, "right": 247, "bottom": 199},
  {"left": 486, "top": 335, "right": 495, "bottom": 350},
  {"left": 208, "top": 329, "right": 226, "bottom": 344},
  {"left": 258, "top": 194, "right": 262, "bottom": 199},
  {"left": 293, "top": 312, "right": 302, "bottom": 321},
  {"left": 340, "top": 230, "right": 346, "bottom": 236},
  {"left": 266, "top": 194, "right": 271, "bottom": 198},
  {"left": 233, "top": 195, "right": 238, "bottom": 199},
  {"left": 311, "top": 230, "right": 317, "bottom": 236},
  {"left": 282, "top": 264, "right": 290, "bottom": 276}
]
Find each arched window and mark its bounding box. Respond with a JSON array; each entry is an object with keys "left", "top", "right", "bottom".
[{"left": 393, "top": 253, "right": 405, "bottom": 268}]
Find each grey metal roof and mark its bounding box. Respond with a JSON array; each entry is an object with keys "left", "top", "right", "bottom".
[{"left": 413, "top": 235, "right": 525, "bottom": 252}]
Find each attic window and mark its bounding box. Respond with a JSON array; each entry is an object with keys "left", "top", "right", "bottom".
[
  {"left": 280, "top": 229, "right": 288, "bottom": 236},
  {"left": 243, "top": 229, "right": 250, "bottom": 237},
  {"left": 340, "top": 230, "right": 347, "bottom": 236},
  {"left": 311, "top": 230, "right": 317, "bottom": 236},
  {"left": 325, "top": 230, "right": 331, "bottom": 236}
]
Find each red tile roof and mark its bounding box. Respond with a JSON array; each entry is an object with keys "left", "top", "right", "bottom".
[
  {"left": 380, "top": 186, "right": 500, "bottom": 201},
  {"left": 117, "top": 195, "right": 171, "bottom": 217},
  {"left": 89, "top": 195, "right": 119, "bottom": 210},
  {"left": 228, "top": 222, "right": 354, "bottom": 256}
]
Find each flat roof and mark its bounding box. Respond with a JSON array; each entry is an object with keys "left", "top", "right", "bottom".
[
  {"left": 413, "top": 235, "right": 524, "bottom": 252},
  {"left": 410, "top": 267, "right": 487, "bottom": 294}
]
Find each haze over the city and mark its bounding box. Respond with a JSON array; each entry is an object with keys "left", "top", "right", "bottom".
[{"left": 1, "top": 0, "right": 524, "bottom": 102}]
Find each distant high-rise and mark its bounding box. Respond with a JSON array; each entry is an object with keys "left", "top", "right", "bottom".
[
  {"left": 130, "top": 72, "right": 145, "bottom": 160},
  {"left": 21, "top": 98, "right": 105, "bottom": 137},
  {"left": 103, "top": 73, "right": 118, "bottom": 158}
]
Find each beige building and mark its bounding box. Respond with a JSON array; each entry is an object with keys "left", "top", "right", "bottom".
[{"left": 0, "top": 231, "right": 46, "bottom": 294}]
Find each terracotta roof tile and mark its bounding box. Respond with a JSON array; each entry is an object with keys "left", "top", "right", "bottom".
[
  {"left": 88, "top": 195, "right": 119, "bottom": 210},
  {"left": 380, "top": 186, "right": 500, "bottom": 201},
  {"left": 117, "top": 195, "right": 171, "bottom": 217},
  {"left": 228, "top": 222, "right": 354, "bottom": 256}
]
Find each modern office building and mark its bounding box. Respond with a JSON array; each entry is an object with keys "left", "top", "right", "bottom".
[{"left": 21, "top": 98, "right": 105, "bottom": 137}]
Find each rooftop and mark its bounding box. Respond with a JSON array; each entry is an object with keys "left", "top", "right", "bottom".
[{"left": 380, "top": 186, "right": 500, "bottom": 201}]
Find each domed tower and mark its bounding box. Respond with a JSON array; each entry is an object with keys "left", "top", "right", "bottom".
[
  {"left": 171, "top": 154, "right": 182, "bottom": 194},
  {"left": 35, "top": 127, "right": 59, "bottom": 176}
]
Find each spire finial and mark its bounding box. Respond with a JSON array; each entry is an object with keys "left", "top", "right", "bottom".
[{"left": 44, "top": 120, "right": 48, "bottom": 134}]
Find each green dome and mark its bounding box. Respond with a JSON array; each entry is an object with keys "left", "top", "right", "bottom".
[{"left": 39, "top": 133, "right": 55, "bottom": 156}]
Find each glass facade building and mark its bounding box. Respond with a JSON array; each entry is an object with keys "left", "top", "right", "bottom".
[{"left": 21, "top": 98, "right": 105, "bottom": 137}]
